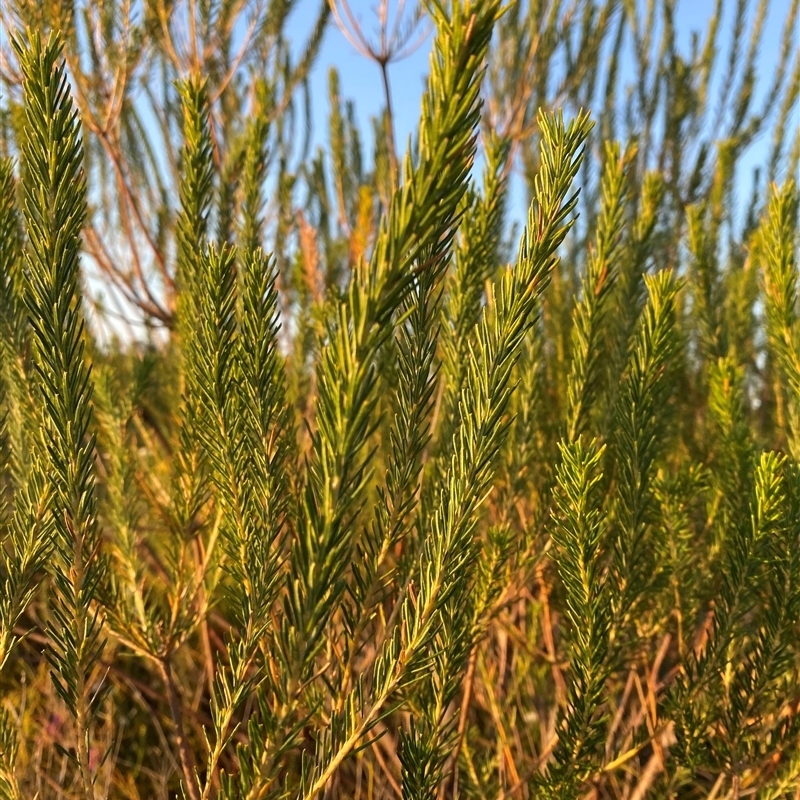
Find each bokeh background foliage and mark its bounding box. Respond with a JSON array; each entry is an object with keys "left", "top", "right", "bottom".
[{"left": 0, "top": 0, "right": 798, "bottom": 798}]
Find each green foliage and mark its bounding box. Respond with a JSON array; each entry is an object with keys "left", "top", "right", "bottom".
[
  {"left": 0, "top": 2, "right": 798, "bottom": 799},
  {"left": 565, "top": 142, "right": 631, "bottom": 442},
  {"left": 543, "top": 439, "right": 611, "bottom": 798},
  {"left": 12, "top": 30, "right": 106, "bottom": 800},
  {"left": 759, "top": 180, "right": 800, "bottom": 458}
]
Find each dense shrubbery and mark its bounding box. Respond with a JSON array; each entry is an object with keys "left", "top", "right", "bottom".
[{"left": 0, "top": 1, "right": 798, "bottom": 798}]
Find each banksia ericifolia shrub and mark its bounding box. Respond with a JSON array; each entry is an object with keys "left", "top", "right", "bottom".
[{"left": 0, "top": 1, "right": 798, "bottom": 798}]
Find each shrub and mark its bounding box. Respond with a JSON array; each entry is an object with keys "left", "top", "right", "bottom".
[{"left": 0, "top": 2, "right": 798, "bottom": 798}]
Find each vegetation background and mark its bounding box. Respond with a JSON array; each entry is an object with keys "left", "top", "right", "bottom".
[{"left": 0, "top": 0, "right": 798, "bottom": 798}]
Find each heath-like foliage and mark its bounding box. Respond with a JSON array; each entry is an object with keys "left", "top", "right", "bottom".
[{"left": 0, "top": 2, "right": 797, "bottom": 799}]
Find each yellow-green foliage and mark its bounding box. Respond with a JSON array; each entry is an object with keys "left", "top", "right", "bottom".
[{"left": 0, "top": 2, "right": 798, "bottom": 799}]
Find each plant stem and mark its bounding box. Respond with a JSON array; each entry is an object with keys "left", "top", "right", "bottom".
[
  {"left": 379, "top": 59, "right": 398, "bottom": 186},
  {"left": 158, "top": 658, "right": 202, "bottom": 800}
]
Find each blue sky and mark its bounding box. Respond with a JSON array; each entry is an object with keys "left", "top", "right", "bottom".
[
  {"left": 288, "top": 0, "right": 798, "bottom": 227},
  {"left": 5, "top": 0, "right": 794, "bottom": 341}
]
